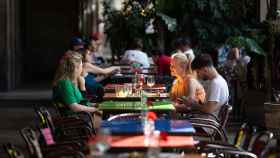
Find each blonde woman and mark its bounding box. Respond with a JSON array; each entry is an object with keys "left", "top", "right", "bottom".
[
  {"left": 52, "top": 51, "right": 101, "bottom": 128},
  {"left": 169, "top": 53, "right": 205, "bottom": 109}
]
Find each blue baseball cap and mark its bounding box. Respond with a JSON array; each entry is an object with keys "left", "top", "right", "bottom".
[{"left": 71, "top": 37, "right": 85, "bottom": 46}]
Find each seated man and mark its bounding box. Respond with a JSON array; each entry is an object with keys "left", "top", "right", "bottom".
[
  {"left": 151, "top": 49, "right": 171, "bottom": 76},
  {"left": 190, "top": 53, "right": 229, "bottom": 117},
  {"left": 121, "top": 38, "right": 150, "bottom": 68}
]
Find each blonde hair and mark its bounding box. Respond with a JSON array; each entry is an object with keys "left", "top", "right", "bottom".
[
  {"left": 171, "top": 52, "right": 192, "bottom": 74},
  {"left": 52, "top": 51, "right": 82, "bottom": 86}
]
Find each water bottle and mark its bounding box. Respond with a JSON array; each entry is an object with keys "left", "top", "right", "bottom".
[
  {"left": 147, "top": 130, "right": 161, "bottom": 158},
  {"left": 143, "top": 119, "right": 155, "bottom": 146},
  {"left": 90, "top": 128, "right": 111, "bottom": 156}
]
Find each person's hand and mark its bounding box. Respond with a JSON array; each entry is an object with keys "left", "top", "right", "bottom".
[
  {"left": 111, "top": 66, "right": 120, "bottom": 74},
  {"left": 176, "top": 98, "right": 184, "bottom": 105},
  {"left": 90, "top": 105, "right": 102, "bottom": 115},
  {"left": 177, "top": 96, "right": 193, "bottom": 107},
  {"left": 174, "top": 100, "right": 191, "bottom": 113},
  {"left": 94, "top": 109, "right": 103, "bottom": 116},
  {"left": 91, "top": 102, "right": 98, "bottom": 107},
  {"left": 115, "top": 66, "right": 121, "bottom": 72}
]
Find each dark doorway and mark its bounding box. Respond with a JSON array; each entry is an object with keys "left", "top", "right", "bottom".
[{"left": 21, "top": 0, "right": 79, "bottom": 82}]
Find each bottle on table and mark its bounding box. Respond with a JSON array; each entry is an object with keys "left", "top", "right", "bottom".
[{"left": 147, "top": 130, "right": 161, "bottom": 158}]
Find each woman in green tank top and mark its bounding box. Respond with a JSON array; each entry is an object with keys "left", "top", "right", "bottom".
[{"left": 52, "top": 51, "right": 101, "bottom": 128}]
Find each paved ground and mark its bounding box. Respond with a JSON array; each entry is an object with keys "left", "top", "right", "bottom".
[
  {"left": 0, "top": 83, "right": 51, "bottom": 157},
  {"left": 0, "top": 107, "right": 35, "bottom": 143}
]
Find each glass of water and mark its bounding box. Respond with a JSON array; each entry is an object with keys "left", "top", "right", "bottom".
[
  {"left": 147, "top": 75, "right": 155, "bottom": 88},
  {"left": 93, "top": 128, "right": 111, "bottom": 156},
  {"left": 124, "top": 83, "right": 133, "bottom": 96}
]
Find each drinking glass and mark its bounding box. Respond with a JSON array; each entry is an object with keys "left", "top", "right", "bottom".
[
  {"left": 124, "top": 83, "right": 133, "bottom": 96},
  {"left": 137, "top": 74, "right": 145, "bottom": 86},
  {"left": 90, "top": 128, "right": 111, "bottom": 156},
  {"left": 122, "top": 84, "right": 130, "bottom": 97},
  {"left": 147, "top": 75, "right": 155, "bottom": 88},
  {"left": 115, "top": 85, "right": 124, "bottom": 97}
]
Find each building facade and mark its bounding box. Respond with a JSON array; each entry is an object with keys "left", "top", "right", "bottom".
[{"left": 0, "top": 0, "right": 103, "bottom": 91}]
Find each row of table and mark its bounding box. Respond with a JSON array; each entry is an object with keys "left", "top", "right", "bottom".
[{"left": 88, "top": 65, "right": 200, "bottom": 156}]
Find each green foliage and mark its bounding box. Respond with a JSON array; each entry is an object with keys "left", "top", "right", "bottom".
[
  {"left": 156, "top": 12, "right": 176, "bottom": 32},
  {"left": 104, "top": 0, "right": 179, "bottom": 57},
  {"left": 104, "top": 0, "right": 262, "bottom": 56},
  {"left": 103, "top": 0, "right": 147, "bottom": 55},
  {"left": 226, "top": 36, "right": 266, "bottom": 56},
  {"left": 103, "top": 0, "right": 175, "bottom": 57},
  {"left": 153, "top": 0, "right": 261, "bottom": 53}
]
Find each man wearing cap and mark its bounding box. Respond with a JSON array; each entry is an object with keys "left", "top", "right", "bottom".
[{"left": 70, "top": 37, "right": 85, "bottom": 51}]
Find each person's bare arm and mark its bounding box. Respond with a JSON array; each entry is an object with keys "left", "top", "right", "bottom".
[
  {"left": 191, "top": 101, "right": 219, "bottom": 113},
  {"left": 176, "top": 79, "right": 198, "bottom": 107},
  {"left": 69, "top": 103, "right": 98, "bottom": 113},
  {"left": 85, "top": 62, "right": 119, "bottom": 75},
  {"left": 188, "top": 79, "right": 197, "bottom": 100}
]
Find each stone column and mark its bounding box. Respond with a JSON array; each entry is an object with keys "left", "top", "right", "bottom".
[
  {"left": 0, "top": 0, "right": 21, "bottom": 91},
  {"left": 79, "top": 0, "right": 100, "bottom": 35}
]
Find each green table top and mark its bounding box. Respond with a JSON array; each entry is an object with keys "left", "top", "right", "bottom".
[{"left": 99, "top": 101, "right": 175, "bottom": 111}]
